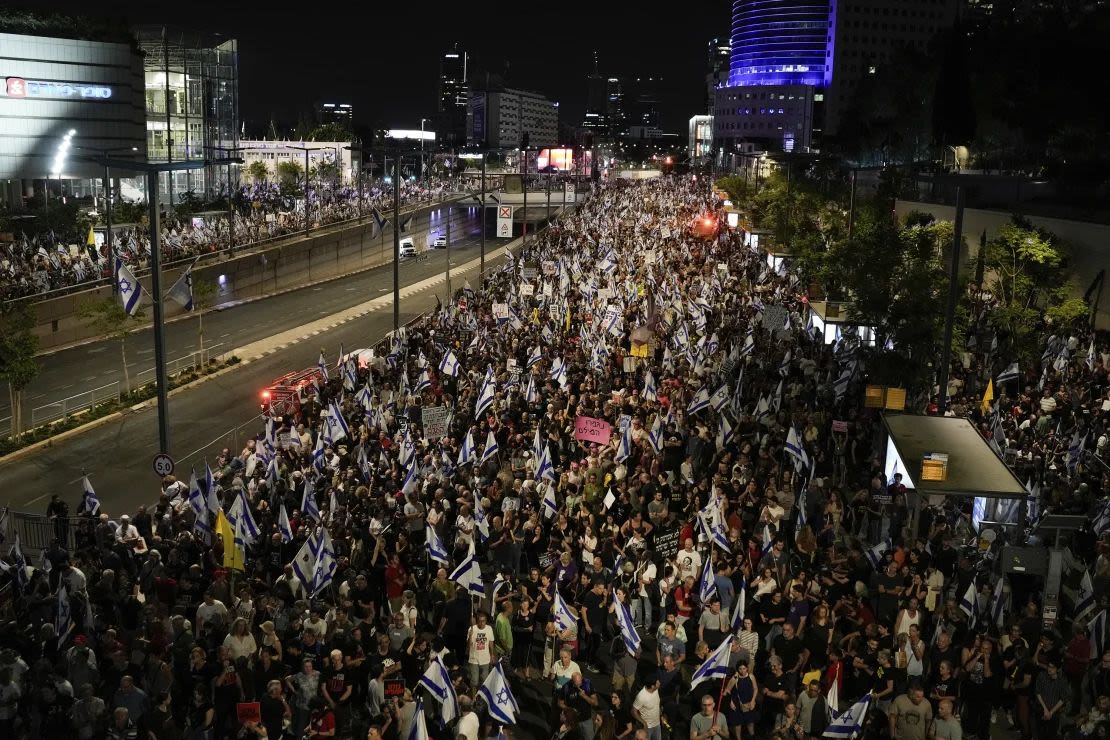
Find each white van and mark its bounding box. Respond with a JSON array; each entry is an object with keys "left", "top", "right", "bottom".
[{"left": 399, "top": 238, "right": 417, "bottom": 258}]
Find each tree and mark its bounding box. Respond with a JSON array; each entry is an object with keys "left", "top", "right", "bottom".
[
  {"left": 311, "top": 153, "right": 341, "bottom": 189},
  {"left": 246, "top": 160, "right": 269, "bottom": 182},
  {"left": 191, "top": 279, "right": 218, "bottom": 359},
  {"left": 78, "top": 297, "right": 146, "bottom": 393},
  {"left": 983, "top": 220, "right": 1084, "bottom": 364},
  {"left": 0, "top": 302, "right": 40, "bottom": 437},
  {"left": 309, "top": 122, "right": 352, "bottom": 142}
]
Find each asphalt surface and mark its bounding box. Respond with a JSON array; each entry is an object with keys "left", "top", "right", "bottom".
[
  {"left": 0, "top": 207, "right": 482, "bottom": 427},
  {"left": 0, "top": 210, "right": 515, "bottom": 514}
]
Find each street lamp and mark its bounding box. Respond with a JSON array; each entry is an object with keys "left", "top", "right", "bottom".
[
  {"left": 46, "top": 129, "right": 77, "bottom": 219},
  {"left": 385, "top": 131, "right": 429, "bottom": 330},
  {"left": 74, "top": 143, "right": 140, "bottom": 291},
  {"left": 285, "top": 145, "right": 313, "bottom": 237},
  {"left": 420, "top": 118, "right": 429, "bottom": 179},
  {"left": 343, "top": 144, "right": 364, "bottom": 221}
]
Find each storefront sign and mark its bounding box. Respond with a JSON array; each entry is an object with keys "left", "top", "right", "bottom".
[{"left": 5, "top": 77, "right": 113, "bottom": 99}]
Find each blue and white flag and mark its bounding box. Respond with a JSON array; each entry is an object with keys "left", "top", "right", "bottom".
[
  {"left": 648, "top": 415, "right": 664, "bottom": 454},
  {"left": 1091, "top": 609, "right": 1107, "bottom": 659},
  {"left": 115, "top": 256, "right": 142, "bottom": 315},
  {"left": 419, "top": 654, "right": 460, "bottom": 722},
  {"left": 55, "top": 583, "right": 72, "bottom": 647},
  {"left": 278, "top": 502, "right": 293, "bottom": 543},
  {"left": 525, "top": 374, "right": 539, "bottom": 404},
  {"left": 534, "top": 443, "right": 556, "bottom": 483},
  {"left": 316, "top": 351, "right": 329, "bottom": 382},
  {"left": 642, "top": 370, "right": 658, "bottom": 402},
  {"left": 479, "top": 661, "right": 521, "bottom": 725},
  {"left": 864, "top": 538, "right": 891, "bottom": 569},
  {"left": 823, "top": 693, "right": 871, "bottom": 737},
  {"left": 541, "top": 482, "right": 558, "bottom": 520},
  {"left": 407, "top": 697, "right": 429, "bottom": 740},
  {"left": 312, "top": 435, "right": 327, "bottom": 473},
  {"left": 988, "top": 576, "right": 1007, "bottom": 630},
  {"left": 612, "top": 590, "right": 641, "bottom": 654},
  {"left": 997, "top": 362, "right": 1020, "bottom": 385},
  {"left": 552, "top": 589, "right": 578, "bottom": 631},
  {"left": 439, "top": 349, "right": 461, "bottom": 377},
  {"left": 233, "top": 489, "right": 261, "bottom": 545},
  {"left": 204, "top": 462, "right": 221, "bottom": 517},
  {"left": 730, "top": 580, "right": 747, "bottom": 632},
  {"left": 481, "top": 430, "right": 500, "bottom": 464},
  {"left": 301, "top": 475, "right": 321, "bottom": 521},
  {"left": 80, "top": 475, "right": 101, "bottom": 516},
  {"left": 1076, "top": 570, "right": 1097, "bottom": 624},
  {"left": 187, "top": 469, "right": 209, "bottom": 540},
  {"left": 760, "top": 525, "right": 775, "bottom": 560},
  {"left": 475, "top": 366, "right": 496, "bottom": 418},
  {"left": 457, "top": 430, "right": 476, "bottom": 467},
  {"left": 698, "top": 557, "right": 717, "bottom": 604},
  {"left": 449, "top": 544, "right": 485, "bottom": 595},
  {"left": 785, "top": 426, "right": 807, "bottom": 470},
  {"left": 687, "top": 386, "right": 710, "bottom": 415},
  {"left": 426, "top": 524, "right": 451, "bottom": 564},
  {"left": 309, "top": 527, "right": 337, "bottom": 596},
  {"left": 166, "top": 261, "right": 195, "bottom": 311},
  {"left": 474, "top": 492, "right": 490, "bottom": 543},
  {"left": 7, "top": 532, "right": 28, "bottom": 591},
  {"left": 1087, "top": 339, "right": 1098, "bottom": 372},
  {"left": 550, "top": 356, "right": 568, "bottom": 387},
  {"left": 691, "top": 634, "right": 734, "bottom": 688},
  {"left": 615, "top": 423, "right": 633, "bottom": 463},
  {"left": 958, "top": 582, "right": 978, "bottom": 627},
  {"left": 527, "top": 345, "right": 544, "bottom": 369}
]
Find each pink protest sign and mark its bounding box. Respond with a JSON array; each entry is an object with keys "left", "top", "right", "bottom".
[{"left": 575, "top": 415, "right": 612, "bottom": 445}]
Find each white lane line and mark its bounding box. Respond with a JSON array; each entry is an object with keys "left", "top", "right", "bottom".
[
  {"left": 59, "top": 384, "right": 75, "bottom": 390},
  {"left": 137, "top": 348, "right": 155, "bottom": 354},
  {"left": 220, "top": 333, "right": 231, "bottom": 338},
  {"left": 23, "top": 492, "right": 50, "bottom": 506},
  {"left": 30, "top": 393, "right": 46, "bottom": 400},
  {"left": 82, "top": 376, "right": 97, "bottom": 382},
  {"left": 86, "top": 346, "right": 107, "bottom": 354}
]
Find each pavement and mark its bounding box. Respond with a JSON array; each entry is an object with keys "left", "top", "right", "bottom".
[
  {"left": 0, "top": 213, "right": 524, "bottom": 515},
  {"left": 0, "top": 208, "right": 482, "bottom": 429}
]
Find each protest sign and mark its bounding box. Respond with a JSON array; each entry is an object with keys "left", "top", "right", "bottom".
[{"left": 574, "top": 415, "right": 612, "bottom": 445}]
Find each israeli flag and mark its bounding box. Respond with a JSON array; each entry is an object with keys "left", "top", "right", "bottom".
[
  {"left": 55, "top": 583, "right": 71, "bottom": 647},
  {"left": 691, "top": 634, "right": 734, "bottom": 688},
  {"left": 80, "top": 475, "right": 101, "bottom": 516},
  {"left": 479, "top": 661, "right": 521, "bottom": 725},
  {"left": 541, "top": 482, "right": 558, "bottom": 519},
  {"left": 449, "top": 543, "right": 485, "bottom": 595},
  {"left": 698, "top": 557, "right": 717, "bottom": 604},
  {"left": 552, "top": 589, "right": 578, "bottom": 631},
  {"left": 1087, "top": 339, "right": 1097, "bottom": 372},
  {"left": 475, "top": 366, "right": 496, "bottom": 418},
  {"left": 536, "top": 443, "right": 557, "bottom": 482},
  {"left": 234, "top": 489, "right": 261, "bottom": 544},
  {"left": 439, "top": 349, "right": 461, "bottom": 377},
  {"left": 988, "top": 576, "right": 1007, "bottom": 630},
  {"left": 823, "top": 693, "right": 871, "bottom": 737},
  {"left": 309, "top": 527, "right": 337, "bottom": 596},
  {"left": 687, "top": 386, "right": 710, "bottom": 415},
  {"left": 301, "top": 475, "right": 321, "bottom": 521},
  {"left": 958, "top": 582, "right": 978, "bottom": 626},
  {"left": 642, "top": 370, "right": 658, "bottom": 403},
  {"left": 612, "top": 590, "right": 641, "bottom": 654},
  {"left": 525, "top": 374, "right": 539, "bottom": 404},
  {"left": 1091, "top": 609, "right": 1107, "bottom": 659},
  {"left": 785, "top": 426, "right": 806, "bottom": 468},
  {"left": 204, "top": 462, "right": 221, "bottom": 516},
  {"left": 399, "top": 431, "right": 415, "bottom": 469},
  {"left": 864, "top": 538, "right": 891, "bottom": 569},
  {"left": 316, "top": 351, "right": 329, "bottom": 382},
  {"left": 527, "top": 345, "right": 544, "bottom": 369},
  {"left": 997, "top": 362, "right": 1020, "bottom": 385},
  {"left": 372, "top": 209, "right": 387, "bottom": 231},
  {"left": 730, "top": 580, "right": 747, "bottom": 632},
  {"left": 312, "top": 435, "right": 327, "bottom": 473},
  {"left": 474, "top": 492, "right": 490, "bottom": 543},
  {"left": 115, "top": 256, "right": 142, "bottom": 315},
  {"left": 615, "top": 423, "right": 633, "bottom": 463},
  {"left": 457, "top": 430, "right": 476, "bottom": 466},
  {"left": 278, "top": 502, "right": 293, "bottom": 543},
  {"left": 481, "top": 430, "right": 500, "bottom": 464},
  {"left": 760, "top": 525, "right": 775, "bottom": 560},
  {"left": 8, "top": 532, "right": 28, "bottom": 591},
  {"left": 647, "top": 415, "right": 664, "bottom": 454},
  {"left": 1076, "top": 570, "right": 1096, "bottom": 624},
  {"left": 166, "top": 261, "right": 195, "bottom": 311},
  {"left": 419, "top": 655, "right": 460, "bottom": 722},
  {"left": 408, "top": 698, "right": 429, "bottom": 740},
  {"left": 426, "top": 524, "right": 451, "bottom": 564},
  {"left": 716, "top": 414, "right": 735, "bottom": 451},
  {"left": 550, "top": 356, "right": 568, "bottom": 387}
]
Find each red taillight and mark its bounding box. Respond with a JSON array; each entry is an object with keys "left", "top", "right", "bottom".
[{"left": 261, "top": 390, "right": 271, "bottom": 400}]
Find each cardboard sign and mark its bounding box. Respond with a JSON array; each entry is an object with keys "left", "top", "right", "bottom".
[
  {"left": 643, "top": 250, "right": 656, "bottom": 264},
  {"left": 522, "top": 266, "right": 538, "bottom": 280},
  {"left": 492, "top": 303, "right": 510, "bottom": 321},
  {"left": 384, "top": 679, "right": 406, "bottom": 697},
  {"left": 761, "top": 305, "right": 788, "bottom": 331},
  {"left": 832, "top": 420, "right": 848, "bottom": 433},
  {"left": 655, "top": 529, "right": 681, "bottom": 560},
  {"left": 278, "top": 432, "right": 292, "bottom": 449},
  {"left": 542, "top": 260, "right": 556, "bottom": 275},
  {"left": 237, "top": 703, "right": 261, "bottom": 725},
  {"left": 422, "top": 406, "right": 449, "bottom": 441},
  {"left": 574, "top": 415, "right": 612, "bottom": 445},
  {"left": 597, "top": 288, "right": 614, "bottom": 303},
  {"left": 520, "top": 283, "right": 535, "bottom": 296}
]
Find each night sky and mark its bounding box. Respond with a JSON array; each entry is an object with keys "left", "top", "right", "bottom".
[{"left": 26, "top": 1, "right": 728, "bottom": 135}]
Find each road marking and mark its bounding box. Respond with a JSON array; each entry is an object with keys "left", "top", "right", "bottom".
[
  {"left": 86, "top": 346, "right": 107, "bottom": 354},
  {"left": 82, "top": 376, "right": 97, "bottom": 382},
  {"left": 345, "top": 287, "right": 358, "bottom": 291},
  {"left": 103, "top": 370, "right": 115, "bottom": 375},
  {"left": 137, "top": 348, "right": 154, "bottom": 354},
  {"left": 59, "top": 384, "right": 74, "bottom": 390},
  {"left": 378, "top": 287, "right": 389, "bottom": 292},
  {"left": 30, "top": 393, "right": 45, "bottom": 400},
  {"left": 220, "top": 333, "right": 232, "bottom": 338},
  {"left": 23, "top": 492, "right": 50, "bottom": 506}
]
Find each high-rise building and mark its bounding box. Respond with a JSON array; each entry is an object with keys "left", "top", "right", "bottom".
[
  {"left": 706, "top": 37, "right": 731, "bottom": 113},
  {"left": 625, "top": 76, "right": 662, "bottom": 131},
  {"left": 713, "top": 0, "right": 956, "bottom": 155},
  {"left": 467, "top": 86, "right": 558, "bottom": 150},
  {"left": 582, "top": 51, "right": 610, "bottom": 138},
  {"left": 690, "top": 115, "right": 714, "bottom": 161},
  {"left": 435, "top": 44, "right": 468, "bottom": 148},
  {"left": 315, "top": 101, "right": 354, "bottom": 128},
  {"left": 137, "top": 27, "right": 239, "bottom": 201}
]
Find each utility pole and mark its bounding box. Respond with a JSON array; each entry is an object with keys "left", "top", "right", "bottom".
[
  {"left": 445, "top": 202, "right": 452, "bottom": 298},
  {"left": 522, "top": 149, "right": 528, "bottom": 247},
  {"left": 393, "top": 148, "right": 401, "bottom": 331},
  {"left": 480, "top": 152, "right": 486, "bottom": 282},
  {"left": 847, "top": 169, "right": 858, "bottom": 241},
  {"left": 937, "top": 184, "right": 965, "bottom": 415},
  {"left": 146, "top": 170, "right": 170, "bottom": 455},
  {"left": 226, "top": 159, "right": 235, "bottom": 256}
]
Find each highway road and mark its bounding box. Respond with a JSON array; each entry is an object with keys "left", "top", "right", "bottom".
[
  {"left": 0, "top": 206, "right": 483, "bottom": 429},
  {"left": 0, "top": 208, "right": 517, "bottom": 515}
]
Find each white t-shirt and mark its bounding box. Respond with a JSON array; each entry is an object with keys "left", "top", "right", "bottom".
[
  {"left": 467, "top": 624, "right": 495, "bottom": 665},
  {"left": 633, "top": 687, "right": 661, "bottom": 727},
  {"left": 457, "top": 711, "right": 480, "bottom": 740},
  {"left": 677, "top": 548, "right": 702, "bottom": 581},
  {"left": 196, "top": 599, "right": 228, "bottom": 628}
]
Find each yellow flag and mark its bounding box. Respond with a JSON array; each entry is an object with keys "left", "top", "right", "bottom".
[
  {"left": 565, "top": 308, "right": 571, "bottom": 333},
  {"left": 980, "top": 378, "right": 994, "bottom": 415},
  {"left": 86, "top": 225, "right": 96, "bottom": 246},
  {"left": 216, "top": 510, "right": 244, "bottom": 571}
]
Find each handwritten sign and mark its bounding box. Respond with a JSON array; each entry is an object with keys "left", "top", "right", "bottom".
[
  {"left": 832, "top": 420, "right": 848, "bottom": 433},
  {"left": 643, "top": 250, "right": 656, "bottom": 264},
  {"left": 597, "top": 288, "right": 614, "bottom": 303},
  {"left": 761, "top": 305, "right": 788, "bottom": 331},
  {"left": 522, "top": 266, "right": 538, "bottom": 281},
  {"left": 543, "top": 260, "right": 556, "bottom": 275},
  {"left": 422, "top": 406, "right": 449, "bottom": 441},
  {"left": 520, "top": 283, "right": 535, "bottom": 297},
  {"left": 492, "top": 303, "right": 509, "bottom": 321},
  {"left": 574, "top": 415, "right": 612, "bottom": 445},
  {"left": 655, "top": 529, "right": 681, "bottom": 560}
]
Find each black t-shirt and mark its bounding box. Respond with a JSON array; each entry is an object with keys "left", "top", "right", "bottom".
[
  {"left": 929, "top": 674, "right": 960, "bottom": 706},
  {"left": 582, "top": 590, "right": 607, "bottom": 631},
  {"left": 323, "top": 665, "right": 351, "bottom": 704},
  {"left": 367, "top": 649, "right": 402, "bottom": 681},
  {"left": 760, "top": 598, "right": 790, "bottom": 631},
  {"left": 763, "top": 672, "right": 786, "bottom": 715},
  {"left": 772, "top": 634, "right": 805, "bottom": 670}
]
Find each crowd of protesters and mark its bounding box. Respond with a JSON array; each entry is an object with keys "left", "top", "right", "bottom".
[
  {"left": 0, "top": 175, "right": 1108, "bottom": 740},
  {"left": 0, "top": 178, "right": 458, "bottom": 301}
]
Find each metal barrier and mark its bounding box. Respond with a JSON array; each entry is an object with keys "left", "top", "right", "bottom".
[
  {"left": 5, "top": 510, "right": 83, "bottom": 557},
  {"left": 29, "top": 381, "right": 121, "bottom": 428},
  {"left": 133, "top": 342, "right": 226, "bottom": 387}
]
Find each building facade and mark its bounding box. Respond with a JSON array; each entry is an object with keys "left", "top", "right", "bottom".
[
  {"left": 713, "top": 0, "right": 955, "bottom": 155},
  {"left": 238, "top": 139, "right": 360, "bottom": 185},
  {"left": 315, "top": 101, "right": 354, "bottom": 128},
  {"left": 0, "top": 31, "right": 146, "bottom": 203},
  {"left": 689, "top": 115, "right": 714, "bottom": 161},
  {"left": 136, "top": 27, "right": 239, "bottom": 203},
  {"left": 706, "top": 37, "right": 731, "bottom": 113},
  {"left": 435, "top": 45, "right": 468, "bottom": 148},
  {"left": 467, "top": 87, "right": 559, "bottom": 150}
]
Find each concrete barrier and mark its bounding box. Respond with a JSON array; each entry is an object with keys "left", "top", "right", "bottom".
[
  {"left": 27, "top": 200, "right": 475, "bottom": 351},
  {"left": 895, "top": 200, "right": 1110, "bottom": 330}
]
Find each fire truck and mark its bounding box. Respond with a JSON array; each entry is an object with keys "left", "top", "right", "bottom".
[{"left": 260, "top": 367, "right": 324, "bottom": 416}]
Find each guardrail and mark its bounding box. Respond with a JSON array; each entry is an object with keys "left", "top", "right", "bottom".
[
  {"left": 29, "top": 381, "right": 121, "bottom": 428},
  {"left": 133, "top": 342, "right": 226, "bottom": 387},
  {"left": 3, "top": 191, "right": 477, "bottom": 306}
]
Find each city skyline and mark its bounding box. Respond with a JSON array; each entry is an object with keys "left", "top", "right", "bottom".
[{"left": 12, "top": 0, "right": 726, "bottom": 135}]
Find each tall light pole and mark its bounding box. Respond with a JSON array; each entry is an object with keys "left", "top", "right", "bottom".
[
  {"left": 344, "top": 144, "right": 363, "bottom": 221},
  {"left": 459, "top": 151, "right": 487, "bottom": 281},
  {"left": 286, "top": 145, "right": 313, "bottom": 236},
  {"left": 420, "top": 118, "right": 428, "bottom": 179},
  {"left": 74, "top": 143, "right": 140, "bottom": 292},
  {"left": 393, "top": 149, "right": 401, "bottom": 331},
  {"left": 937, "top": 183, "right": 966, "bottom": 415}
]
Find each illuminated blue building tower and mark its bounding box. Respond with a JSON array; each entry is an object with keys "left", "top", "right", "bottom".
[{"left": 713, "top": 0, "right": 957, "bottom": 156}]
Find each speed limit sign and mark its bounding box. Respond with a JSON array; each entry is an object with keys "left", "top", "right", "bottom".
[{"left": 152, "top": 453, "right": 175, "bottom": 477}]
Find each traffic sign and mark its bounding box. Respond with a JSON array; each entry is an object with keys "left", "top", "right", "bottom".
[{"left": 152, "top": 453, "right": 175, "bottom": 477}]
